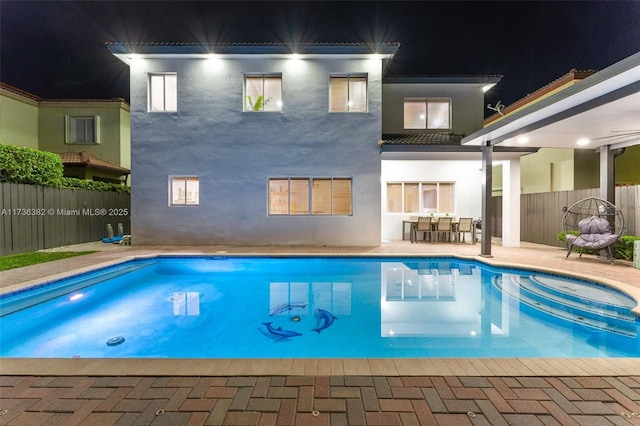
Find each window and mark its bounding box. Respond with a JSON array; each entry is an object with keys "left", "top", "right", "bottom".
[
  {"left": 403, "top": 99, "right": 451, "bottom": 129},
  {"left": 386, "top": 182, "right": 454, "bottom": 214},
  {"left": 245, "top": 74, "right": 282, "bottom": 111},
  {"left": 329, "top": 74, "right": 367, "bottom": 112},
  {"left": 149, "top": 73, "right": 177, "bottom": 112},
  {"left": 170, "top": 176, "right": 199, "bottom": 206},
  {"left": 269, "top": 177, "right": 352, "bottom": 215},
  {"left": 65, "top": 116, "right": 100, "bottom": 144}
]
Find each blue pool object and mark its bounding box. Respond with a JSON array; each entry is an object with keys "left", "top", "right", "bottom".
[
  {"left": 0, "top": 256, "right": 638, "bottom": 358},
  {"left": 101, "top": 236, "right": 123, "bottom": 243}
]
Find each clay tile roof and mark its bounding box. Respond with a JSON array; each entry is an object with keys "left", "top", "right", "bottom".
[
  {"left": 381, "top": 133, "right": 465, "bottom": 146},
  {"left": 1, "top": 81, "right": 128, "bottom": 104},
  {"left": 59, "top": 152, "right": 130, "bottom": 174},
  {"left": 0, "top": 82, "right": 41, "bottom": 101},
  {"left": 40, "top": 97, "right": 128, "bottom": 103},
  {"left": 485, "top": 68, "right": 598, "bottom": 124}
]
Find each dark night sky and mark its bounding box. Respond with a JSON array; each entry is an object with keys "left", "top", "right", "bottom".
[{"left": 2, "top": 1, "right": 640, "bottom": 113}]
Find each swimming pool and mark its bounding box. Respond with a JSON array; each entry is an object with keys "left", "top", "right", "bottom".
[{"left": 1, "top": 256, "right": 638, "bottom": 358}]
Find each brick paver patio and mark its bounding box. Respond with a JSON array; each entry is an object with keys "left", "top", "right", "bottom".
[{"left": 1, "top": 374, "right": 640, "bottom": 425}]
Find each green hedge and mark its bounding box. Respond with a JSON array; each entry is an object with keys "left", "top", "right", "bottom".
[
  {"left": 57, "top": 177, "right": 130, "bottom": 193},
  {"left": 557, "top": 231, "right": 639, "bottom": 261},
  {"left": 0, "top": 144, "right": 129, "bottom": 193},
  {"left": 0, "top": 144, "right": 63, "bottom": 185}
]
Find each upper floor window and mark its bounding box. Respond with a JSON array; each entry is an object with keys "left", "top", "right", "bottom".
[
  {"left": 404, "top": 99, "right": 451, "bottom": 129},
  {"left": 149, "top": 73, "right": 177, "bottom": 112},
  {"left": 245, "top": 74, "right": 282, "bottom": 111},
  {"left": 329, "top": 74, "right": 367, "bottom": 112},
  {"left": 65, "top": 116, "right": 100, "bottom": 144},
  {"left": 387, "top": 182, "right": 454, "bottom": 214},
  {"left": 269, "top": 177, "right": 352, "bottom": 216},
  {"left": 170, "top": 176, "right": 199, "bottom": 206}
]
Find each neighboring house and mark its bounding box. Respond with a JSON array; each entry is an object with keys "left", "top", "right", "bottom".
[
  {"left": 485, "top": 69, "right": 640, "bottom": 195},
  {"left": 108, "top": 42, "right": 533, "bottom": 245},
  {"left": 0, "top": 82, "right": 131, "bottom": 184}
]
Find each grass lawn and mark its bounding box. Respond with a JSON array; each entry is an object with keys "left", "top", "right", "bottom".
[{"left": 0, "top": 251, "right": 98, "bottom": 271}]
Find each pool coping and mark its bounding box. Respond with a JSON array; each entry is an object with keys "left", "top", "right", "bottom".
[{"left": 2, "top": 250, "right": 640, "bottom": 377}]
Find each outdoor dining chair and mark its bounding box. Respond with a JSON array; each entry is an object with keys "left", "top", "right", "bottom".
[
  {"left": 436, "top": 216, "right": 453, "bottom": 242},
  {"left": 455, "top": 217, "right": 474, "bottom": 243},
  {"left": 411, "top": 216, "right": 433, "bottom": 243}
]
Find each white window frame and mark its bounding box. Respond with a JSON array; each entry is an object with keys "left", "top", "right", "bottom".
[
  {"left": 64, "top": 115, "right": 100, "bottom": 144},
  {"left": 329, "top": 74, "right": 368, "bottom": 112},
  {"left": 148, "top": 73, "right": 177, "bottom": 112},
  {"left": 268, "top": 177, "right": 353, "bottom": 216},
  {"left": 169, "top": 176, "right": 199, "bottom": 206},
  {"left": 403, "top": 98, "right": 451, "bottom": 130},
  {"left": 244, "top": 73, "right": 283, "bottom": 112},
  {"left": 386, "top": 181, "right": 455, "bottom": 215}
]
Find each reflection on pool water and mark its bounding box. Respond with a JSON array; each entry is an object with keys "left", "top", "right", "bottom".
[{"left": 0, "top": 257, "right": 638, "bottom": 358}]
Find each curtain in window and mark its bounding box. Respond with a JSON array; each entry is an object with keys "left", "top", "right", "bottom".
[
  {"left": 404, "top": 183, "right": 419, "bottom": 213},
  {"left": 269, "top": 179, "right": 289, "bottom": 214},
  {"left": 427, "top": 101, "right": 450, "bottom": 129},
  {"left": 332, "top": 179, "right": 352, "bottom": 215},
  {"left": 289, "top": 179, "right": 309, "bottom": 214},
  {"left": 404, "top": 100, "right": 426, "bottom": 129},
  {"left": 348, "top": 77, "right": 367, "bottom": 112},
  {"left": 329, "top": 77, "right": 349, "bottom": 111}
]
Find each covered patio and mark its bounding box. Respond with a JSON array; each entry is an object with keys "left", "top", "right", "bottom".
[{"left": 462, "top": 51, "right": 640, "bottom": 256}]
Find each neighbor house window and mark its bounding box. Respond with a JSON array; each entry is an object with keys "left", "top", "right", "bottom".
[
  {"left": 329, "top": 74, "right": 367, "bottom": 112},
  {"left": 149, "top": 73, "right": 177, "bottom": 112},
  {"left": 269, "top": 177, "right": 352, "bottom": 215},
  {"left": 245, "top": 74, "right": 282, "bottom": 111},
  {"left": 65, "top": 116, "right": 100, "bottom": 144},
  {"left": 386, "top": 182, "right": 454, "bottom": 214},
  {"left": 170, "top": 176, "right": 199, "bottom": 206},
  {"left": 403, "top": 99, "right": 451, "bottom": 129}
]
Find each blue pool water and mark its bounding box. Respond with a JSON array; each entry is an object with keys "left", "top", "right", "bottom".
[{"left": 0, "top": 256, "right": 638, "bottom": 358}]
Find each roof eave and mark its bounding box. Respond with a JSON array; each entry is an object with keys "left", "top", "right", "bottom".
[
  {"left": 383, "top": 75, "right": 503, "bottom": 85},
  {"left": 379, "top": 144, "right": 538, "bottom": 154},
  {"left": 107, "top": 42, "right": 400, "bottom": 64}
]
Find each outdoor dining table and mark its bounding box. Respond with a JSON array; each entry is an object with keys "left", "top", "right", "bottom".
[{"left": 402, "top": 218, "right": 477, "bottom": 244}]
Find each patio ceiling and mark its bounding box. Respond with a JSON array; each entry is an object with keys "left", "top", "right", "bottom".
[{"left": 462, "top": 51, "right": 640, "bottom": 151}]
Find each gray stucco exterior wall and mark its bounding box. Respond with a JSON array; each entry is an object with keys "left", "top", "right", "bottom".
[{"left": 129, "top": 56, "right": 383, "bottom": 246}]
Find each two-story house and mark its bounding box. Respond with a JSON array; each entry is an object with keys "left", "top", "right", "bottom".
[
  {"left": 108, "top": 42, "right": 527, "bottom": 246},
  {"left": 108, "top": 42, "right": 400, "bottom": 245},
  {"left": 0, "top": 82, "right": 131, "bottom": 184}
]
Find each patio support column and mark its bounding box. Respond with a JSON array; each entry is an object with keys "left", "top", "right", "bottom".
[
  {"left": 599, "top": 145, "right": 615, "bottom": 204},
  {"left": 501, "top": 158, "right": 521, "bottom": 247},
  {"left": 481, "top": 142, "right": 493, "bottom": 257}
]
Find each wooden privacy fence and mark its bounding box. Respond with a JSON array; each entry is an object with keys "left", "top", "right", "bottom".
[
  {"left": 492, "top": 185, "right": 638, "bottom": 247},
  {"left": 1, "top": 183, "right": 130, "bottom": 256}
]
